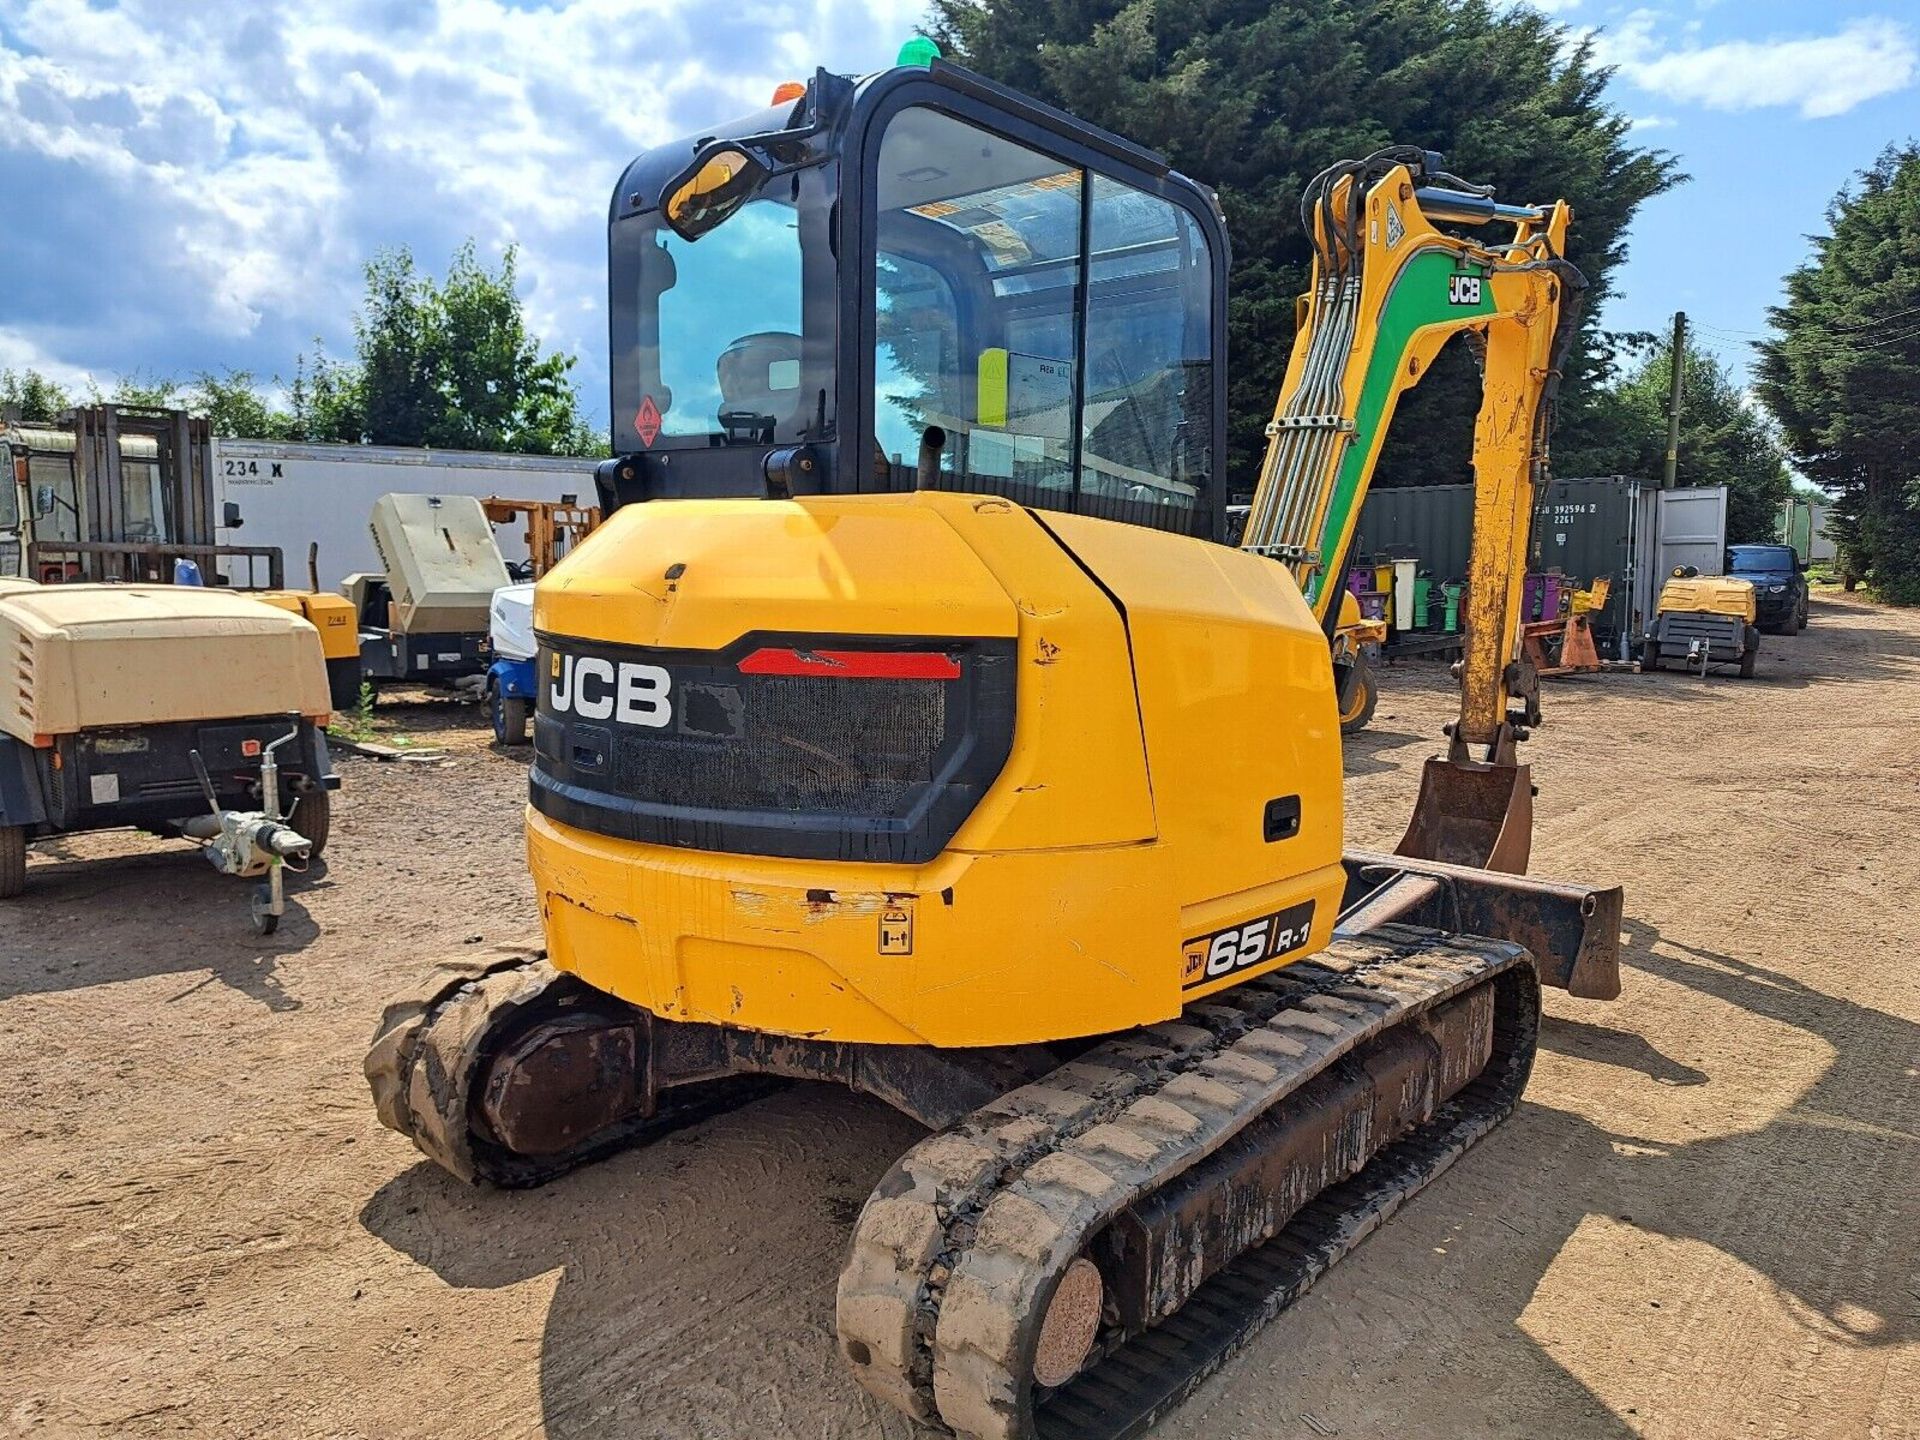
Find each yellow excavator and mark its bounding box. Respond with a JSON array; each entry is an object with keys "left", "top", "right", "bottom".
[{"left": 367, "top": 54, "right": 1620, "bottom": 1440}]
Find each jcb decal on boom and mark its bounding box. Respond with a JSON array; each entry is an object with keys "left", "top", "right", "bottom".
[
  {"left": 1447, "top": 273, "right": 1483, "bottom": 306},
  {"left": 1182, "top": 901, "right": 1316, "bottom": 989}
]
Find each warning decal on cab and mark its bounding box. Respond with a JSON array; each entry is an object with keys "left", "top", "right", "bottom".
[{"left": 635, "top": 395, "right": 662, "bottom": 447}]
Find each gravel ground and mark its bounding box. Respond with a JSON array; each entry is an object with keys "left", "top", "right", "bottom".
[{"left": 2, "top": 591, "right": 1914, "bottom": 1440}]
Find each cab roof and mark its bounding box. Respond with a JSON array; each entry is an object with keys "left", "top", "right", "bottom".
[{"left": 610, "top": 60, "right": 1183, "bottom": 223}]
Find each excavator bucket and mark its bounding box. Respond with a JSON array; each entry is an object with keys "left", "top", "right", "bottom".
[{"left": 1396, "top": 756, "right": 1533, "bottom": 873}]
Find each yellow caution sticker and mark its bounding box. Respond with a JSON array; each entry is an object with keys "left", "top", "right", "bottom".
[{"left": 878, "top": 899, "right": 915, "bottom": 956}]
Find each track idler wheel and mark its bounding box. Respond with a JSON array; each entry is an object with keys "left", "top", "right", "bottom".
[{"left": 364, "top": 949, "right": 653, "bottom": 1188}]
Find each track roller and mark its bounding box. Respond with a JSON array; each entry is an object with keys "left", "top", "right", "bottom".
[{"left": 366, "top": 951, "right": 636, "bottom": 1186}]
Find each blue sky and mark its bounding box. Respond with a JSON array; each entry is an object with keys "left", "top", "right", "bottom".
[
  {"left": 0, "top": 0, "right": 1913, "bottom": 427},
  {"left": 1567, "top": 0, "right": 1917, "bottom": 380}
]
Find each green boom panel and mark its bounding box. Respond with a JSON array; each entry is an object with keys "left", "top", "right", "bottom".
[{"left": 1306, "top": 247, "right": 1493, "bottom": 614}]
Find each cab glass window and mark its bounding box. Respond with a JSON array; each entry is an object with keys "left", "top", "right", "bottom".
[
  {"left": 120, "top": 457, "right": 165, "bottom": 539},
  {"left": 1079, "top": 177, "right": 1213, "bottom": 525},
  {"left": 874, "top": 253, "right": 962, "bottom": 477},
  {"left": 610, "top": 156, "right": 833, "bottom": 453},
  {"left": 873, "top": 106, "right": 1082, "bottom": 504},
  {"left": 28, "top": 454, "right": 79, "bottom": 543},
  {"left": 869, "top": 105, "right": 1213, "bottom": 532},
  {"left": 655, "top": 198, "right": 805, "bottom": 443}
]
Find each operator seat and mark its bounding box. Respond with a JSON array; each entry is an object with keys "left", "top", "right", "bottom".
[{"left": 716, "top": 330, "right": 804, "bottom": 442}]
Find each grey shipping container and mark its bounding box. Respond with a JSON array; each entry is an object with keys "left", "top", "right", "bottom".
[
  {"left": 1349, "top": 477, "right": 1730, "bottom": 660},
  {"left": 1352, "top": 476, "right": 1645, "bottom": 648}
]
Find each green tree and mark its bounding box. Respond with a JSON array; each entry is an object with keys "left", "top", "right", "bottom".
[
  {"left": 333, "top": 242, "right": 601, "bottom": 455},
  {"left": 354, "top": 248, "right": 433, "bottom": 447},
  {"left": 103, "top": 372, "right": 182, "bottom": 408},
  {"left": 1571, "top": 338, "right": 1792, "bottom": 542},
  {"left": 185, "top": 369, "right": 298, "bottom": 439},
  {"left": 287, "top": 344, "right": 365, "bottom": 444},
  {"left": 932, "top": 0, "right": 1679, "bottom": 496},
  {"left": 429, "top": 243, "right": 594, "bottom": 453},
  {"left": 0, "top": 367, "right": 73, "bottom": 422},
  {"left": 1757, "top": 145, "right": 1920, "bottom": 603}
]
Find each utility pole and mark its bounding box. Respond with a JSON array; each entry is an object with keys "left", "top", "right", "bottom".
[{"left": 1662, "top": 310, "right": 1687, "bottom": 490}]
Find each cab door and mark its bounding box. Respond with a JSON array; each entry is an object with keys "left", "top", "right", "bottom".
[
  {"left": 27, "top": 450, "right": 85, "bottom": 581},
  {"left": 0, "top": 443, "right": 23, "bottom": 577}
]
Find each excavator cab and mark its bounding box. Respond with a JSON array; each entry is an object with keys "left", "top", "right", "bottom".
[{"left": 599, "top": 60, "right": 1227, "bottom": 539}]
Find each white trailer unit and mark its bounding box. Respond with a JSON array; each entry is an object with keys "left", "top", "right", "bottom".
[
  {"left": 1627, "top": 484, "right": 1729, "bottom": 649},
  {"left": 211, "top": 439, "right": 599, "bottom": 590}
]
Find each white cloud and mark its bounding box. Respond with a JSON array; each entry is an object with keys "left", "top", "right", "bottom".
[
  {"left": 1629, "top": 113, "right": 1675, "bottom": 130},
  {"left": 1590, "top": 12, "right": 1917, "bottom": 118},
  {"left": 0, "top": 0, "right": 923, "bottom": 414},
  {"left": 0, "top": 327, "right": 98, "bottom": 393}
]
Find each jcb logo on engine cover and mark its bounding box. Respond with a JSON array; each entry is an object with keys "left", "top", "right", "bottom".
[
  {"left": 1182, "top": 901, "right": 1316, "bottom": 990},
  {"left": 1448, "top": 274, "right": 1483, "bottom": 306},
  {"left": 548, "top": 650, "right": 672, "bottom": 728}
]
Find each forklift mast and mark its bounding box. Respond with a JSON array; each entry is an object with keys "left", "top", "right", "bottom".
[{"left": 9, "top": 405, "right": 285, "bottom": 587}]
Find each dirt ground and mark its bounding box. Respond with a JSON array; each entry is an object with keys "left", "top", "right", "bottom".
[{"left": 3, "top": 591, "right": 1916, "bottom": 1440}]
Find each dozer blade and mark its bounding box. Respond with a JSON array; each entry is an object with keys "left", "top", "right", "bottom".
[{"left": 1395, "top": 756, "right": 1533, "bottom": 873}]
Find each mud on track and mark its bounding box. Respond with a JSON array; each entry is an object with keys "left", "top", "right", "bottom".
[{"left": 3, "top": 593, "right": 1915, "bottom": 1439}]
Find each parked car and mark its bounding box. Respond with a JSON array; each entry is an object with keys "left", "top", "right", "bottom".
[{"left": 1727, "top": 543, "right": 1809, "bottom": 634}]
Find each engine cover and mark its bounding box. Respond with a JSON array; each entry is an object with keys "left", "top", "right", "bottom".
[{"left": 527, "top": 492, "right": 1346, "bottom": 1048}]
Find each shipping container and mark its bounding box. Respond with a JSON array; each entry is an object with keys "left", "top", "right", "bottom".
[
  {"left": 211, "top": 439, "right": 600, "bottom": 591},
  {"left": 1778, "top": 495, "right": 1838, "bottom": 564},
  {"left": 1351, "top": 476, "right": 1729, "bottom": 658},
  {"left": 1778, "top": 497, "right": 1813, "bottom": 564},
  {"left": 1810, "top": 497, "right": 1837, "bottom": 563}
]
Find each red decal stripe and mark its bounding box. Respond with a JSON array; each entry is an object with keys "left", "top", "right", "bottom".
[{"left": 738, "top": 647, "right": 961, "bottom": 680}]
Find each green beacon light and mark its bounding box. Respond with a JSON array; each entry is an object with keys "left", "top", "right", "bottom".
[{"left": 897, "top": 36, "right": 941, "bottom": 69}]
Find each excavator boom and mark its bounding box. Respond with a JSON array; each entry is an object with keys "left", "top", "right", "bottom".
[{"left": 1243, "top": 149, "right": 1585, "bottom": 868}]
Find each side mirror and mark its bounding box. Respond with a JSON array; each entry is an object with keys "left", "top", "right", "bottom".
[
  {"left": 223, "top": 500, "right": 244, "bottom": 529},
  {"left": 1796, "top": 558, "right": 1810, "bottom": 572},
  {"left": 34, "top": 484, "right": 55, "bottom": 517},
  {"left": 662, "top": 147, "right": 769, "bottom": 242}
]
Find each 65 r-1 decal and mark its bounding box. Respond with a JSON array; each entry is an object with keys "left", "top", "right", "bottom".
[{"left": 1182, "top": 901, "right": 1316, "bottom": 989}]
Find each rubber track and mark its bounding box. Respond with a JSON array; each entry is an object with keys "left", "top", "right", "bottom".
[
  {"left": 364, "top": 954, "right": 771, "bottom": 1188},
  {"left": 836, "top": 926, "right": 1537, "bottom": 1440}
]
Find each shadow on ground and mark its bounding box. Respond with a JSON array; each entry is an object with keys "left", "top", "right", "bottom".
[
  {"left": 1, "top": 844, "right": 327, "bottom": 1008},
  {"left": 356, "top": 906, "right": 1919, "bottom": 1438}
]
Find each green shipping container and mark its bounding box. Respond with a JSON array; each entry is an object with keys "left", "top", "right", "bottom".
[{"left": 1351, "top": 476, "right": 1643, "bottom": 649}]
